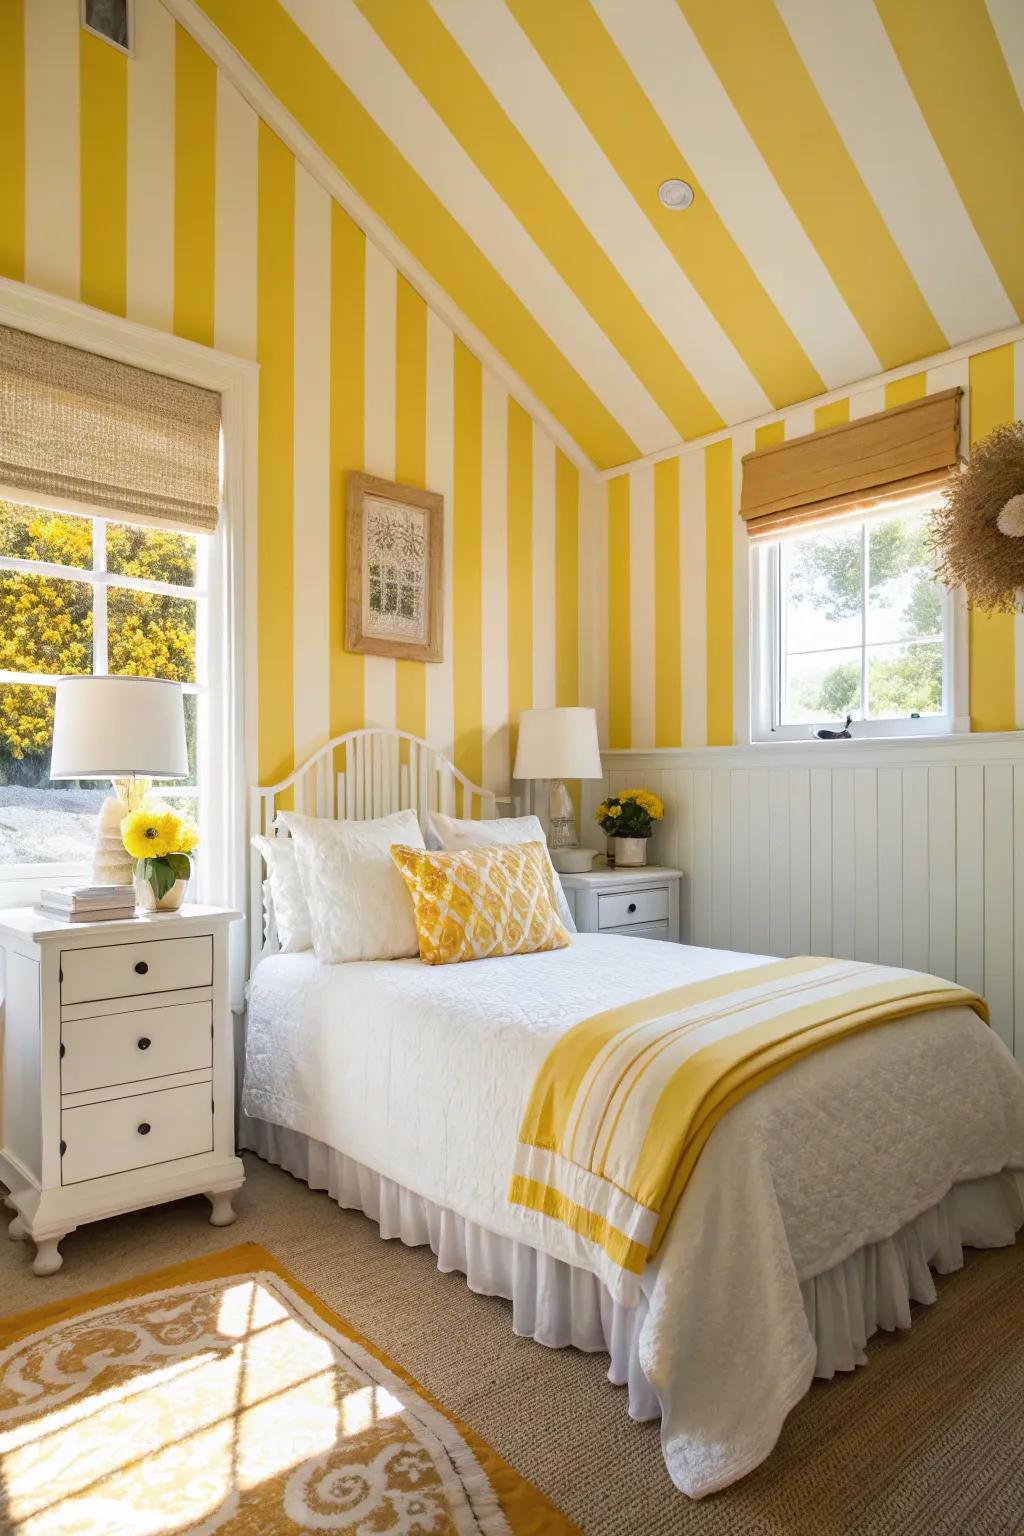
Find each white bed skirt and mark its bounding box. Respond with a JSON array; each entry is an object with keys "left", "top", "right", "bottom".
[{"left": 240, "top": 1113, "right": 1024, "bottom": 1423}]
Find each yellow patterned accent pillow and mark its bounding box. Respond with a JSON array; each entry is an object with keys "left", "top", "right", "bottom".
[{"left": 390, "top": 840, "right": 572, "bottom": 965}]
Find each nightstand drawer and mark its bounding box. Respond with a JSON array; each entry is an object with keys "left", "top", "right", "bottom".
[
  {"left": 61, "top": 1081, "right": 213, "bottom": 1184},
  {"left": 598, "top": 887, "right": 669, "bottom": 929},
  {"left": 60, "top": 935, "right": 213, "bottom": 1006},
  {"left": 607, "top": 919, "right": 670, "bottom": 942},
  {"left": 61, "top": 1002, "right": 213, "bottom": 1095}
]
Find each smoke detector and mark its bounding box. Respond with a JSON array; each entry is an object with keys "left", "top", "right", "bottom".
[{"left": 658, "top": 178, "right": 694, "bottom": 211}]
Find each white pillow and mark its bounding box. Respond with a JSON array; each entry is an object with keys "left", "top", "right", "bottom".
[
  {"left": 279, "top": 808, "right": 425, "bottom": 963},
  {"left": 252, "top": 832, "right": 312, "bottom": 952},
  {"left": 428, "top": 812, "right": 577, "bottom": 935}
]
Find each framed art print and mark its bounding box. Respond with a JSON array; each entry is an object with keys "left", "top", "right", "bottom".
[{"left": 346, "top": 473, "right": 444, "bottom": 662}]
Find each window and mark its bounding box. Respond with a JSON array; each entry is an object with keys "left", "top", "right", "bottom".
[
  {"left": 750, "top": 494, "right": 963, "bottom": 742},
  {"left": 0, "top": 496, "right": 206, "bottom": 878}
]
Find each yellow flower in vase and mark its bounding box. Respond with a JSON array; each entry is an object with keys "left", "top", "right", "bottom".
[
  {"left": 122, "top": 801, "right": 200, "bottom": 909},
  {"left": 121, "top": 806, "right": 178, "bottom": 859},
  {"left": 179, "top": 820, "right": 200, "bottom": 854}
]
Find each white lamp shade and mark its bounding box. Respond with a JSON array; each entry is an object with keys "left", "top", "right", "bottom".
[
  {"left": 50, "top": 676, "right": 189, "bottom": 780},
  {"left": 513, "top": 706, "right": 603, "bottom": 780}
]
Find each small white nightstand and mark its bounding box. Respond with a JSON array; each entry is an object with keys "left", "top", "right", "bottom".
[
  {"left": 557, "top": 865, "right": 682, "bottom": 942},
  {"left": 0, "top": 904, "right": 244, "bottom": 1275}
]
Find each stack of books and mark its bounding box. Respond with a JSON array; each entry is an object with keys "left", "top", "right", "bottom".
[{"left": 37, "top": 884, "right": 136, "bottom": 922}]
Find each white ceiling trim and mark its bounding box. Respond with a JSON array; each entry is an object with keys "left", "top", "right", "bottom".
[
  {"left": 593, "top": 319, "right": 1024, "bottom": 482},
  {"left": 160, "top": 0, "right": 598, "bottom": 477}
]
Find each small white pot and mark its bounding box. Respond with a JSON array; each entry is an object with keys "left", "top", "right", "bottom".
[{"left": 611, "top": 836, "right": 648, "bottom": 868}]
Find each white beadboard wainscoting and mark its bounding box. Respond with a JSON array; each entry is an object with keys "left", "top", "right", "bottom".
[{"left": 597, "top": 734, "right": 1024, "bottom": 1062}]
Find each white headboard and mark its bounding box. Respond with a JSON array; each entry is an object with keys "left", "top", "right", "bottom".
[{"left": 250, "top": 727, "right": 513, "bottom": 968}]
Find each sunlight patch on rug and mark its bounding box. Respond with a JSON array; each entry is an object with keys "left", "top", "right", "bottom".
[{"left": 0, "top": 1247, "right": 572, "bottom": 1534}]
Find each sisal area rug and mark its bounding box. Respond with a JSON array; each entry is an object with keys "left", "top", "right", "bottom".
[{"left": 0, "top": 1242, "right": 576, "bottom": 1535}]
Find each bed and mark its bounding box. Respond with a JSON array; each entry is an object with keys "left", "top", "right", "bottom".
[{"left": 244, "top": 729, "right": 1024, "bottom": 1498}]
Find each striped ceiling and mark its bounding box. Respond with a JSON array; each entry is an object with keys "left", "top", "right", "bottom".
[{"left": 194, "top": 0, "right": 1024, "bottom": 472}]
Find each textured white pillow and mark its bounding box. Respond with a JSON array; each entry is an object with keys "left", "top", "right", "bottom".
[
  {"left": 252, "top": 833, "right": 312, "bottom": 952},
  {"left": 428, "top": 812, "right": 577, "bottom": 934},
  {"left": 280, "top": 809, "right": 425, "bottom": 963}
]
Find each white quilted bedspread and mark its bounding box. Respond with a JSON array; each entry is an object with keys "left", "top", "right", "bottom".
[{"left": 244, "top": 934, "right": 1024, "bottom": 1496}]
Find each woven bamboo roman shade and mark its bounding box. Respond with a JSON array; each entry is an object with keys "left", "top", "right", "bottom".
[
  {"left": 740, "top": 387, "right": 962, "bottom": 536},
  {"left": 0, "top": 325, "right": 221, "bottom": 531}
]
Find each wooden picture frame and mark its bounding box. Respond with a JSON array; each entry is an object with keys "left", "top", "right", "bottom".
[{"left": 346, "top": 473, "right": 444, "bottom": 662}]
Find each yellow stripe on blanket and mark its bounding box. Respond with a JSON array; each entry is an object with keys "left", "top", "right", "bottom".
[{"left": 509, "top": 956, "right": 987, "bottom": 1302}]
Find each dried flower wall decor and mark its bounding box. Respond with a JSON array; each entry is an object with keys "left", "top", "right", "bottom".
[{"left": 930, "top": 420, "right": 1024, "bottom": 613}]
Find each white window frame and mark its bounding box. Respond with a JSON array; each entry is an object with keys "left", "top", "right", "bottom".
[
  {"left": 0, "top": 278, "right": 256, "bottom": 984},
  {"left": 749, "top": 493, "right": 969, "bottom": 744},
  {"left": 0, "top": 492, "right": 205, "bottom": 879}
]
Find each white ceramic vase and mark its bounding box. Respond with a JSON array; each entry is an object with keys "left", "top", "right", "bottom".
[
  {"left": 611, "top": 836, "right": 648, "bottom": 868},
  {"left": 134, "top": 873, "right": 188, "bottom": 912}
]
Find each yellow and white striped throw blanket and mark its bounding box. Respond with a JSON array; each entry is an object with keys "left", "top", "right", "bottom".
[{"left": 509, "top": 955, "right": 987, "bottom": 1302}]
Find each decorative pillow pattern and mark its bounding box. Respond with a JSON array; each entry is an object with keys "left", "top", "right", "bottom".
[
  {"left": 279, "top": 809, "right": 425, "bottom": 964},
  {"left": 390, "top": 841, "right": 571, "bottom": 966},
  {"left": 428, "top": 811, "right": 577, "bottom": 934},
  {"left": 252, "top": 832, "right": 312, "bottom": 953}
]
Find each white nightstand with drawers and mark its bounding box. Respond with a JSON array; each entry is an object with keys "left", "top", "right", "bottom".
[
  {"left": 0, "top": 904, "right": 243, "bottom": 1275},
  {"left": 557, "top": 866, "right": 682, "bottom": 943}
]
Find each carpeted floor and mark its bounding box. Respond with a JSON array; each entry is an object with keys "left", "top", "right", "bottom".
[{"left": 3, "top": 1154, "right": 1023, "bottom": 1536}]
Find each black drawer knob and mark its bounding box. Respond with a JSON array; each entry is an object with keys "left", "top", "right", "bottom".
[
  {"left": 134, "top": 960, "right": 149, "bottom": 976},
  {"left": 59, "top": 1042, "right": 66, "bottom": 1058},
  {"left": 137, "top": 1037, "right": 152, "bottom": 1051},
  {"left": 627, "top": 902, "right": 637, "bottom": 914},
  {"left": 59, "top": 1139, "right": 66, "bottom": 1156},
  {"left": 137, "top": 1122, "right": 151, "bottom": 1136}
]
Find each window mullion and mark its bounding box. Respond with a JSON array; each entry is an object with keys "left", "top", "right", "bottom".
[
  {"left": 860, "top": 522, "right": 868, "bottom": 720},
  {"left": 775, "top": 543, "right": 785, "bottom": 730},
  {"left": 0, "top": 553, "right": 95, "bottom": 584},
  {"left": 92, "top": 518, "right": 108, "bottom": 676}
]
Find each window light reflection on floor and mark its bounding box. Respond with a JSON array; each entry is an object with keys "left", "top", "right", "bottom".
[{"left": 1, "top": 1279, "right": 407, "bottom": 1534}]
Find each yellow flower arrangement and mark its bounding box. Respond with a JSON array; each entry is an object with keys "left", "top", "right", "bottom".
[
  {"left": 594, "top": 787, "right": 664, "bottom": 840},
  {"left": 122, "top": 800, "right": 199, "bottom": 900}
]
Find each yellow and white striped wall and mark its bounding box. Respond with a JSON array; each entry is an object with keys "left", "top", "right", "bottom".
[
  {"left": 175, "top": 0, "right": 1023, "bottom": 474},
  {"left": 0, "top": 0, "right": 582, "bottom": 801},
  {"left": 587, "top": 336, "right": 1024, "bottom": 751},
  {"left": 0, "top": 0, "right": 1020, "bottom": 791}
]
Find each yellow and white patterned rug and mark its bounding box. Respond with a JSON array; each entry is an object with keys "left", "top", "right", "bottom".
[{"left": 0, "top": 1242, "right": 576, "bottom": 1535}]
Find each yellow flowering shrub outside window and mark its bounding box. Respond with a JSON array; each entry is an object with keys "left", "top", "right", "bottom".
[{"left": 0, "top": 499, "right": 202, "bottom": 869}]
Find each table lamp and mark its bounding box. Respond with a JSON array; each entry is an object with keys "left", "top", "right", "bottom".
[
  {"left": 512, "top": 706, "right": 603, "bottom": 870},
  {"left": 50, "top": 676, "right": 189, "bottom": 885}
]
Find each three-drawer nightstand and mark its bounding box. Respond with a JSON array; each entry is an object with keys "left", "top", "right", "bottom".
[
  {"left": 0, "top": 904, "right": 244, "bottom": 1275},
  {"left": 557, "top": 865, "right": 682, "bottom": 942}
]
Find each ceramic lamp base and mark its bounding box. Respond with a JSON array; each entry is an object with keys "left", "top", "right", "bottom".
[
  {"left": 550, "top": 846, "right": 597, "bottom": 874},
  {"left": 92, "top": 794, "right": 134, "bottom": 886}
]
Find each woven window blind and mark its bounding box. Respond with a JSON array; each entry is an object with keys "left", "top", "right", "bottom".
[
  {"left": 739, "top": 387, "right": 962, "bottom": 536},
  {"left": 0, "top": 324, "right": 221, "bottom": 532}
]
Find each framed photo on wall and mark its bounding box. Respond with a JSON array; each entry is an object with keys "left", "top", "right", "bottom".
[{"left": 346, "top": 473, "right": 444, "bottom": 662}]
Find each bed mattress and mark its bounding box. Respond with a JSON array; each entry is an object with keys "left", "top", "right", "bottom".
[{"left": 243, "top": 933, "right": 1024, "bottom": 1494}]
